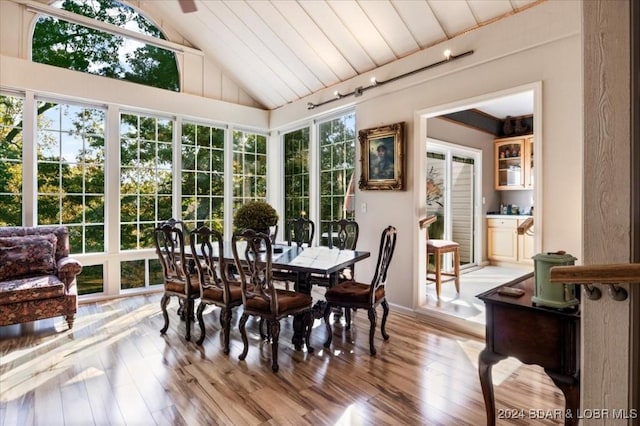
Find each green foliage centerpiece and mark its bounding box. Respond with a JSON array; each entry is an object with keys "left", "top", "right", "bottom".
[{"left": 233, "top": 200, "right": 279, "bottom": 235}]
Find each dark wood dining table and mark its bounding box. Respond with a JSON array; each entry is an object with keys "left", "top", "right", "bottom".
[{"left": 187, "top": 242, "right": 371, "bottom": 348}]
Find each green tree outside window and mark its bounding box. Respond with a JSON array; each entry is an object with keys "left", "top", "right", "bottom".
[{"left": 32, "top": 0, "right": 179, "bottom": 92}]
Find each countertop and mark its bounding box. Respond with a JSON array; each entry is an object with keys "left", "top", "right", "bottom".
[{"left": 486, "top": 214, "right": 532, "bottom": 219}]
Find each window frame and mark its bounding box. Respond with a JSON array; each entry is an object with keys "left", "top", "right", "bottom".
[
  {"left": 35, "top": 98, "right": 107, "bottom": 254},
  {"left": 278, "top": 109, "right": 356, "bottom": 246},
  {"left": 0, "top": 92, "right": 26, "bottom": 227},
  {"left": 30, "top": 0, "right": 182, "bottom": 92}
]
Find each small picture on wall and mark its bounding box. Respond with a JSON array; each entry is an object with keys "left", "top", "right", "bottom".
[{"left": 358, "top": 122, "right": 405, "bottom": 190}]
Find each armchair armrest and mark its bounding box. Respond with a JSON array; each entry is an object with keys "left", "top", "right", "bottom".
[{"left": 57, "top": 257, "right": 83, "bottom": 289}]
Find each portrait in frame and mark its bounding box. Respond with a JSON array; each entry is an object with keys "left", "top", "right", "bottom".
[{"left": 358, "top": 122, "right": 405, "bottom": 190}]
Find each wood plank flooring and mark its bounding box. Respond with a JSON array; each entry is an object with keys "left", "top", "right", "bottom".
[{"left": 0, "top": 292, "right": 566, "bottom": 425}]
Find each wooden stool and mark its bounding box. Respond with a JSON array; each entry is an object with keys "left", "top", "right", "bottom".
[
  {"left": 427, "top": 239, "right": 460, "bottom": 298},
  {"left": 420, "top": 215, "right": 461, "bottom": 298}
]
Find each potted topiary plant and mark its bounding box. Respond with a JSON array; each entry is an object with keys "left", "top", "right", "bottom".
[{"left": 233, "top": 200, "right": 279, "bottom": 235}]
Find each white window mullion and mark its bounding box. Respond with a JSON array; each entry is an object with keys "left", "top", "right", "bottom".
[
  {"left": 105, "top": 104, "right": 121, "bottom": 296},
  {"left": 444, "top": 151, "right": 453, "bottom": 240},
  {"left": 173, "top": 117, "right": 182, "bottom": 220},
  {"left": 267, "top": 130, "right": 283, "bottom": 238},
  {"left": 309, "top": 121, "right": 319, "bottom": 243},
  {"left": 22, "top": 91, "right": 36, "bottom": 227},
  {"left": 223, "top": 127, "right": 234, "bottom": 240}
]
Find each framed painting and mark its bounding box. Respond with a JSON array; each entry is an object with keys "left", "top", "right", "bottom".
[{"left": 358, "top": 121, "right": 405, "bottom": 190}]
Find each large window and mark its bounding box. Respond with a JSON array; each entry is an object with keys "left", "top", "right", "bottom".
[
  {"left": 120, "top": 112, "right": 173, "bottom": 251},
  {"left": 318, "top": 113, "right": 356, "bottom": 242},
  {"left": 32, "top": 0, "right": 179, "bottom": 91},
  {"left": 119, "top": 112, "right": 172, "bottom": 291},
  {"left": 1, "top": 91, "right": 273, "bottom": 297},
  {"left": 37, "top": 100, "right": 106, "bottom": 253},
  {"left": 232, "top": 130, "right": 267, "bottom": 211},
  {"left": 281, "top": 113, "right": 355, "bottom": 245},
  {"left": 0, "top": 94, "right": 24, "bottom": 226},
  {"left": 283, "top": 127, "right": 310, "bottom": 227},
  {"left": 181, "top": 122, "right": 225, "bottom": 232}
]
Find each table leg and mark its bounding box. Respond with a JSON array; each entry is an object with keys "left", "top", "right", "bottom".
[
  {"left": 291, "top": 271, "right": 311, "bottom": 349},
  {"left": 479, "top": 348, "right": 507, "bottom": 426},
  {"left": 292, "top": 314, "right": 304, "bottom": 350},
  {"left": 295, "top": 271, "right": 311, "bottom": 294},
  {"left": 545, "top": 370, "right": 580, "bottom": 426}
]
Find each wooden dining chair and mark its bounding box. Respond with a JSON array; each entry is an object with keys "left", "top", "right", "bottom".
[
  {"left": 158, "top": 218, "right": 191, "bottom": 319},
  {"left": 419, "top": 215, "right": 460, "bottom": 299},
  {"left": 232, "top": 229, "right": 314, "bottom": 372},
  {"left": 323, "top": 225, "right": 397, "bottom": 355},
  {"left": 272, "top": 216, "right": 316, "bottom": 290},
  {"left": 153, "top": 221, "right": 199, "bottom": 341},
  {"left": 189, "top": 225, "right": 243, "bottom": 352},
  {"left": 310, "top": 218, "right": 360, "bottom": 288},
  {"left": 287, "top": 216, "right": 315, "bottom": 247}
]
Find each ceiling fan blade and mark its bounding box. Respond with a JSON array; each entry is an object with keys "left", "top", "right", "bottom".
[{"left": 178, "top": 0, "right": 197, "bottom": 13}]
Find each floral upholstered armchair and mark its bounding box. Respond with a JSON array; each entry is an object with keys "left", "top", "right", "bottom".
[{"left": 0, "top": 226, "right": 82, "bottom": 329}]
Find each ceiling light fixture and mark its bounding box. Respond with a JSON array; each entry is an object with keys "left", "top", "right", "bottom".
[{"left": 307, "top": 49, "right": 473, "bottom": 110}]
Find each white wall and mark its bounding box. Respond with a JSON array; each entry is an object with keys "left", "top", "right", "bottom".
[{"left": 272, "top": 0, "right": 583, "bottom": 310}]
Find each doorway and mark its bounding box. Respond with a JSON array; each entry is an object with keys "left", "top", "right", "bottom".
[{"left": 413, "top": 82, "right": 542, "bottom": 337}]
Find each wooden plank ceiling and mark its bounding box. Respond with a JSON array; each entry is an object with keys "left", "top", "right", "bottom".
[{"left": 137, "top": 0, "right": 543, "bottom": 110}]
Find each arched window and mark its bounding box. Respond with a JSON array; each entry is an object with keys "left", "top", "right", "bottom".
[{"left": 32, "top": 0, "right": 179, "bottom": 92}]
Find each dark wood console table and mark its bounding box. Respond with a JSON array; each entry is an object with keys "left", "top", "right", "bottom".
[{"left": 477, "top": 272, "right": 580, "bottom": 426}]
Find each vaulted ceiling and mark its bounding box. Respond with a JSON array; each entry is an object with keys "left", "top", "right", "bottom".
[{"left": 135, "top": 0, "right": 544, "bottom": 111}]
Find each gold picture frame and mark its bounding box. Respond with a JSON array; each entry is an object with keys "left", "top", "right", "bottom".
[{"left": 358, "top": 122, "right": 405, "bottom": 190}]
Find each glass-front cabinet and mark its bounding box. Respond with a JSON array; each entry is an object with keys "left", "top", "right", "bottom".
[{"left": 494, "top": 135, "right": 534, "bottom": 190}]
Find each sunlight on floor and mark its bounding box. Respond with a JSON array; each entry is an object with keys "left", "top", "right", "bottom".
[
  {"left": 420, "top": 265, "right": 531, "bottom": 325},
  {"left": 456, "top": 338, "right": 522, "bottom": 385},
  {"left": 0, "top": 303, "right": 157, "bottom": 401}
]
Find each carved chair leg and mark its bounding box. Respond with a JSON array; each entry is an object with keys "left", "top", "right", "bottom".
[
  {"left": 160, "top": 294, "right": 170, "bottom": 334},
  {"left": 220, "top": 308, "right": 232, "bottom": 355},
  {"left": 270, "top": 320, "right": 281, "bottom": 372},
  {"left": 435, "top": 251, "right": 442, "bottom": 298},
  {"left": 304, "top": 310, "right": 314, "bottom": 354},
  {"left": 345, "top": 308, "right": 352, "bottom": 330},
  {"left": 196, "top": 302, "right": 207, "bottom": 345},
  {"left": 367, "top": 307, "right": 377, "bottom": 355},
  {"left": 184, "top": 299, "right": 193, "bottom": 341},
  {"left": 323, "top": 303, "right": 333, "bottom": 348},
  {"left": 238, "top": 313, "right": 250, "bottom": 361},
  {"left": 177, "top": 298, "right": 185, "bottom": 320},
  {"left": 380, "top": 299, "right": 390, "bottom": 340}
]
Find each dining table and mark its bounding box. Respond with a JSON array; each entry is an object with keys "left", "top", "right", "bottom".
[{"left": 186, "top": 242, "right": 371, "bottom": 348}]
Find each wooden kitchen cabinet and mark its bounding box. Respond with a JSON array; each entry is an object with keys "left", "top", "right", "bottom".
[
  {"left": 494, "top": 135, "right": 534, "bottom": 190},
  {"left": 517, "top": 220, "right": 535, "bottom": 264},
  {"left": 487, "top": 218, "right": 518, "bottom": 262},
  {"left": 488, "top": 217, "right": 534, "bottom": 265}
]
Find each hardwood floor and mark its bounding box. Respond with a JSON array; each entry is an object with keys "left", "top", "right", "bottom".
[{"left": 0, "top": 292, "right": 565, "bottom": 425}]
